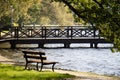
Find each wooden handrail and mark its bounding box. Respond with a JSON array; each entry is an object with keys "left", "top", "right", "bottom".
[{"left": 0, "top": 26, "right": 100, "bottom": 40}]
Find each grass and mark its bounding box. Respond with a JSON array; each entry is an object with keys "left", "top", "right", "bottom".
[{"left": 0, "top": 64, "right": 74, "bottom": 80}]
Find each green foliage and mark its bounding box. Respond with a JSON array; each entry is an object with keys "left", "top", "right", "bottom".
[
  {"left": 52, "top": 0, "right": 120, "bottom": 51},
  {"left": 0, "top": 0, "right": 42, "bottom": 27},
  {"left": 0, "top": 16, "right": 11, "bottom": 27},
  {"left": 0, "top": 64, "right": 74, "bottom": 80},
  {"left": 0, "top": 0, "right": 74, "bottom": 26},
  {"left": 27, "top": 0, "right": 74, "bottom": 25},
  {"left": 0, "top": 0, "right": 119, "bottom": 51}
]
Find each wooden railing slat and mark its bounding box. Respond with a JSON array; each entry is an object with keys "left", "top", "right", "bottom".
[{"left": 0, "top": 26, "right": 100, "bottom": 39}]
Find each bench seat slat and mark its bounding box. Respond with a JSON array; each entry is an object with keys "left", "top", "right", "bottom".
[
  {"left": 22, "top": 50, "right": 58, "bottom": 72},
  {"left": 27, "top": 60, "right": 58, "bottom": 64},
  {"left": 24, "top": 55, "right": 46, "bottom": 60},
  {"left": 42, "top": 61, "right": 58, "bottom": 65},
  {"left": 27, "top": 60, "right": 41, "bottom": 63},
  {"left": 23, "top": 51, "right": 45, "bottom": 55}
]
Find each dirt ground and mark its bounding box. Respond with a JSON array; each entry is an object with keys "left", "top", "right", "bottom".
[{"left": 0, "top": 49, "right": 120, "bottom": 80}]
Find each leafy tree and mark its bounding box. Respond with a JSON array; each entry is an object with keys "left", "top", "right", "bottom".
[
  {"left": 0, "top": 0, "right": 74, "bottom": 27},
  {"left": 27, "top": 0, "right": 74, "bottom": 25},
  {"left": 52, "top": 0, "right": 120, "bottom": 51},
  {"left": 0, "top": 0, "right": 41, "bottom": 27}
]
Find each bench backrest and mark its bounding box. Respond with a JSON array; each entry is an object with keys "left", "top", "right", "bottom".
[{"left": 22, "top": 50, "right": 47, "bottom": 62}]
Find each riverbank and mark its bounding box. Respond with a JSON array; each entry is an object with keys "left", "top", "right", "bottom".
[{"left": 0, "top": 49, "right": 120, "bottom": 80}]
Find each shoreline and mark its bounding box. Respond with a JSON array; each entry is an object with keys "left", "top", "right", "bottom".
[{"left": 0, "top": 49, "right": 120, "bottom": 80}]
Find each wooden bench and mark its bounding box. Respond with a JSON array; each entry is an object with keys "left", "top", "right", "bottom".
[{"left": 22, "top": 50, "right": 58, "bottom": 72}]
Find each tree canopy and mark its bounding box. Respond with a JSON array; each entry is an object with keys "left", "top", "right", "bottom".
[
  {"left": 0, "top": 0, "right": 119, "bottom": 51},
  {"left": 0, "top": 0, "right": 42, "bottom": 26},
  {"left": 0, "top": 0, "right": 74, "bottom": 26},
  {"left": 27, "top": 0, "right": 74, "bottom": 25},
  {"left": 52, "top": 0, "right": 120, "bottom": 52}
]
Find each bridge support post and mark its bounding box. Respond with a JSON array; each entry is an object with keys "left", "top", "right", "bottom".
[
  {"left": 90, "top": 43, "right": 94, "bottom": 48},
  {"left": 64, "top": 43, "right": 70, "bottom": 48},
  {"left": 38, "top": 44, "right": 44, "bottom": 48},
  {"left": 10, "top": 41, "right": 16, "bottom": 49},
  {"left": 94, "top": 43, "right": 98, "bottom": 48}
]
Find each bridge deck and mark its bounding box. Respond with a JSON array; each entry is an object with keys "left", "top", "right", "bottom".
[
  {"left": 0, "top": 26, "right": 112, "bottom": 48},
  {"left": 6, "top": 37, "right": 111, "bottom": 48}
]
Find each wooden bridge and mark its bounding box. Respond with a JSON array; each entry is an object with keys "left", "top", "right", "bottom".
[{"left": 0, "top": 25, "right": 112, "bottom": 48}]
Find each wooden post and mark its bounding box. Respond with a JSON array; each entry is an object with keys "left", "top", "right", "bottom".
[
  {"left": 41, "top": 27, "right": 46, "bottom": 39},
  {"left": 0, "top": 29, "right": 1, "bottom": 39},
  {"left": 67, "top": 27, "right": 69, "bottom": 38},
  {"left": 64, "top": 43, "right": 70, "bottom": 48},
  {"left": 93, "top": 28, "right": 96, "bottom": 38},
  {"left": 71, "top": 26, "right": 73, "bottom": 39},
  {"left": 90, "top": 43, "right": 94, "bottom": 48},
  {"left": 14, "top": 27, "right": 19, "bottom": 39},
  {"left": 10, "top": 41, "right": 16, "bottom": 49},
  {"left": 41, "top": 27, "right": 44, "bottom": 38},
  {"left": 38, "top": 44, "right": 44, "bottom": 48},
  {"left": 94, "top": 43, "right": 98, "bottom": 48}
]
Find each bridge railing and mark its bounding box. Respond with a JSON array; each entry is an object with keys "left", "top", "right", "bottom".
[
  {"left": 0, "top": 28, "right": 14, "bottom": 39},
  {"left": 0, "top": 26, "right": 101, "bottom": 39}
]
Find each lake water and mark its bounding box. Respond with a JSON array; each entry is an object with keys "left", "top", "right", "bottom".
[
  {"left": 32, "top": 44, "right": 120, "bottom": 76},
  {"left": 1, "top": 43, "right": 120, "bottom": 76}
]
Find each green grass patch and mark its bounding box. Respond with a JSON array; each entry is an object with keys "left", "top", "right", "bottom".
[{"left": 0, "top": 64, "right": 74, "bottom": 80}]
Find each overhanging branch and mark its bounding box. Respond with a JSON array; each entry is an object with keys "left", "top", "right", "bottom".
[
  {"left": 62, "top": 0, "right": 87, "bottom": 19},
  {"left": 92, "top": 0, "right": 103, "bottom": 9}
]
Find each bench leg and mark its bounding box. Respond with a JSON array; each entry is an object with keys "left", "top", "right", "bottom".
[
  {"left": 52, "top": 63, "right": 56, "bottom": 72},
  {"left": 25, "top": 62, "right": 28, "bottom": 69},
  {"left": 36, "top": 62, "right": 39, "bottom": 71},
  {"left": 40, "top": 64, "right": 43, "bottom": 71}
]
